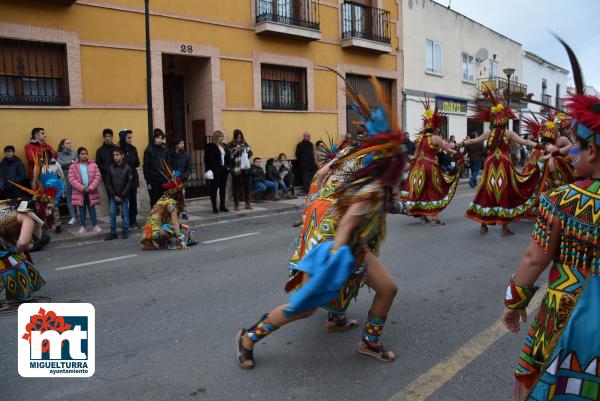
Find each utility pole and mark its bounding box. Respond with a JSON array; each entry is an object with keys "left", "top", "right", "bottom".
[{"left": 145, "top": 0, "right": 153, "bottom": 144}]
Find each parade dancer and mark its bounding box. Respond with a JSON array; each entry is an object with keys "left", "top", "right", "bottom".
[
  {"left": 140, "top": 163, "right": 196, "bottom": 250},
  {"left": 0, "top": 156, "right": 63, "bottom": 309},
  {"left": 502, "top": 39, "right": 600, "bottom": 401},
  {"left": 236, "top": 78, "right": 405, "bottom": 368},
  {"left": 463, "top": 89, "right": 543, "bottom": 235},
  {"left": 400, "top": 99, "right": 464, "bottom": 225},
  {"left": 522, "top": 112, "right": 576, "bottom": 194}
]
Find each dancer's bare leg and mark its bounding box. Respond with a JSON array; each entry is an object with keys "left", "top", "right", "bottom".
[{"left": 358, "top": 253, "right": 398, "bottom": 362}]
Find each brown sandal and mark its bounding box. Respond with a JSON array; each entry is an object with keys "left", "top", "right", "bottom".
[
  {"left": 480, "top": 224, "right": 489, "bottom": 235},
  {"left": 324, "top": 316, "right": 359, "bottom": 332},
  {"left": 235, "top": 329, "right": 255, "bottom": 369},
  {"left": 502, "top": 226, "right": 514, "bottom": 236},
  {"left": 358, "top": 340, "right": 396, "bottom": 362},
  {"left": 419, "top": 217, "right": 431, "bottom": 224},
  {"left": 431, "top": 218, "right": 445, "bottom": 226}
]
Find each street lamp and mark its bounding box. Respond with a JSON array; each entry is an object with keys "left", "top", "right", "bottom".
[
  {"left": 503, "top": 67, "right": 515, "bottom": 108},
  {"left": 503, "top": 67, "right": 515, "bottom": 128}
]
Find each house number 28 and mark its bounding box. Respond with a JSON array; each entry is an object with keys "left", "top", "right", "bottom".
[{"left": 180, "top": 45, "right": 193, "bottom": 53}]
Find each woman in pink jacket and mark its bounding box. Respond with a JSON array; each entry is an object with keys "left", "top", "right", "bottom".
[{"left": 68, "top": 147, "right": 103, "bottom": 234}]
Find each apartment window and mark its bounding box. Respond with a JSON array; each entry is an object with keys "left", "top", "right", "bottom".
[
  {"left": 426, "top": 39, "right": 442, "bottom": 74},
  {"left": 555, "top": 83, "right": 561, "bottom": 108},
  {"left": 345, "top": 74, "right": 393, "bottom": 136},
  {"left": 261, "top": 64, "right": 307, "bottom": 110},
  {"left": 489, "top": 60, "right": 498, "bottom": 77},
  {"left": 0, "top": 38, "right": 69, "bottom": 106},
  {"left": 461, "top": 52, "right": 474, "bottom": 82}
]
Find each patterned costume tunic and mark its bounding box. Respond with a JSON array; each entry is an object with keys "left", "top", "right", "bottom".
[
  {"left": 140, "top": 196, "right": 194, "bottom": 250},
  {"left": 0, "top": 201, "right": 45, "bottom": 300},
  {"left": 400, "top": 133, "right": 463, "bottom": 216},
  {"left": 515, "top": 180, "right": 600, "bottom": 401},
  {"left": 465, "top": 128, "right": 543, "bottom": 224}
]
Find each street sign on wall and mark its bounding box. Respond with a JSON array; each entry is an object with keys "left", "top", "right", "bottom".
[{"left": 435, "top": 97, "right": 467, "bottom": 114}]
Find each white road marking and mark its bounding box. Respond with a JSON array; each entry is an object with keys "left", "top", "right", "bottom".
[
  {"left": 386, "top": 290, "right": 544, "bottom": 401},
  {"left": 201, "top": 232, "right": 260, "bottom": 244},
  {"left": 55, "top": 254, "right": 138, "bottom": 271}
]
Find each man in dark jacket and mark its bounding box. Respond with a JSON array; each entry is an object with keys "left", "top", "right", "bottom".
[
  {"left": 95, "top": 128, "right": 119, "bottom": 181},
  {"left": 104, "top": 148, "right": 132, "bottom": 240},
  {"left": 143, "top": 129, "right": 169, "bottom": 207},
  {"left": 119, "top": 129, "right": 141, "bottom": 228},
  {"left": 0, "top": 145, "right": 27, "bottom": 199},
  {"left": 465, "top": 131, "right": 484, "bottom": 188},
  {"left": 295, "top": 131, "right": 317, "bottom": 193}
]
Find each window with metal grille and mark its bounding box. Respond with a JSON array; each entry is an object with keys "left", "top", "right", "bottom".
[
  {"left": 345, "top": 74, "right": 393, "bottom": 136},
  {"left": 0, "top": 38, "right": 69, "bottom": 106},
  {"left": 261, "top": 64, "right": 307, "bottom": 110}
]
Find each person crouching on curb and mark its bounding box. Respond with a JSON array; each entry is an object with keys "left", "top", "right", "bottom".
[
  {"left": 140, "top": 169, "right": 197, "bottom": 250},
  {"left": 104, "top": 148, "right": 132, "bottom": 240}
]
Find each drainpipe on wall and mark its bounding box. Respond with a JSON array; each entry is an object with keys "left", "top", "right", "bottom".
[
  {"left": 145, "top": 0, "right": 154, "bottom": 145},
  {"left": 402, "top": 90, "right": 407, "bottom": 131}
]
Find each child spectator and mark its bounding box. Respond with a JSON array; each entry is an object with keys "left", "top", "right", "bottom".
[
  {"left": 68, "top": 147, "right": 102, "bottom": 234},
  {"left": 265, "top": 158, "right": 290, "bottom": 199},
  {"left": 0, "top": 145, "right": 27, "bottom": 200},
  {"left": 104, "top": 148, "right": 132, "bottom": 240},
  {"left": 57, "top": 138, "right": 78, "bottom": 224},
  {"left": 249, "top": 157, "right": 277, "bottom": 201},
  {"left": 276, "top": 153, "right": 296, "bottom": 198}
]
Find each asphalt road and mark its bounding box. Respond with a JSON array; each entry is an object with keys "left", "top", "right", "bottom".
[{"left": 1, "top": 187, "right": 542, "bottom": 401}]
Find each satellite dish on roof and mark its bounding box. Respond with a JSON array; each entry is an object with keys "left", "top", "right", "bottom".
[{"left": 475, "top": 48, "right": 489, "bottom": 63}]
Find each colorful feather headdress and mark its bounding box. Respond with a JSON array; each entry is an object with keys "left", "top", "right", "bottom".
[
  {"left": 556, "top": 112, "right": 572, "bottom": 131},
  {"left": 158, "top": 158, "right": 185, "bottom": 206},
  {"left": 9, "top": 152, "right": 63, "bottom": 227},
  {"left": 420, "top": 97, "right": 444, "bottom": 133},
  {"left": 320, "top": 132, "right": 341, "bottom": 163},
  {"left": 472, "top": 85, "right": 516, "bottom": 127},
  {"left": 344, "top": 74, "right": 406, "bottom": 186},
  {"left": 523, "top": 111, "right": 557, "bottom": 142},
  {"left": 557, "top": 37, "right": 600, "bottom": 146}
]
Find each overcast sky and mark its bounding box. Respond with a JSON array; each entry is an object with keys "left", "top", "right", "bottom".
[{"left": 432, "top": 0, "right": 600, "bottom": 91}]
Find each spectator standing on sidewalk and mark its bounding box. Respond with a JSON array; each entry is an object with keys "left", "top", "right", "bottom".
[
  {"left": 168, "top": 139, "right": 191, "bottom": 219},
  {"left": 276, "top": 153, "right": 295, "bottom": 197},
  {"left": 143, "top": 129, "right": 169, "bottom": 208},
  {"left": 295, "top": 132, "right": 317, "bottom": 193},
  {"left": 68, "top": 147, "right": 102, "bottom": 234},
  {"left": 0, "top": 145, "right": 27, "bottom": 200},
  {"left": 57, "top": 138, "right": 78, "bottom": 225},
  {"left": 95, "top": 129, "right": 119, "bottom": 183},
  {"left": 104, "top": 148, "right": 132, "bottom": 240},
  {"left": 24, "top": 127, "right": 57, "bottom": 183},
  {"left": 204, "top": 130, "right": 231, "bottom": 214},
  {"left": 228, "top": 129, "right": 253, "bottom": 211},
  {"left": 465, "top": 131, "right": 484, "bottom": 188},
  {"left": 249, "top": 157, "right": 277, "bottom": 201},
  {"left": 118, "top": 129, "right": 141, "bottom": 228}
]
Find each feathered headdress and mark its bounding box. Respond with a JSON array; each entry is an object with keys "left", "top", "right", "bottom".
[
  {"left": 556, "top": 112, "right": 572, "bottom": 131},
  {"left": 420, "top": 97, "right": 444, "bottom": 133},
  {"left": 320, "top": 132, "right": 340, "bottom": 163},
  {"left": 523, "top": 111, "right": 557, "bottom": 142},
  {"left": 472, "top": 85, "right": 516, "bottom": 127},
  {"left": 344, "top": 75, "right": 406, "bottom": 186},
  {"left": 557, "top": 36, "right": 600, "bottom": 146},
  {"left": 158, "top": 158, "right": 185, "bottom": 203},
  {"left": 9, "top": 152, "right": 63, "bottom": 227}
]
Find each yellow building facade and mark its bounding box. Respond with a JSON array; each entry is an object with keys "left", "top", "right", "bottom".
[{"left": 0, "top": 0, "right": 403, "bottom": 194}]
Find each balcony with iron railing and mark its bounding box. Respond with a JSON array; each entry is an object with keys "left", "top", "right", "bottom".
[
  {"left": 255, "top": 0, "right": 321, "bottom": 41},
  {"left": 340, "top": 2, "right": 392, "bottom": 53},
  {"left": 478, "top": 77, "right": 528, "bottom": 109}
]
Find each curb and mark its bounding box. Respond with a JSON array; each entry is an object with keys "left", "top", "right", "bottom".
[{"left": 43, "top": 204, "right": 302, "bottom": 248}]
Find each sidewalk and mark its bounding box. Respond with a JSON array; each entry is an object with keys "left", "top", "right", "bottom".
[{"left": 47, "top": 196, "right": 305, "bottom": 246}]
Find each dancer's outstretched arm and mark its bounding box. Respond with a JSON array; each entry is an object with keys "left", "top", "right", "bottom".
[
  {"left": 502, "top": 216, "right": 561, "bottom": 333},
  {"left": 507, "top": 130, "right": 537, "bottom": 148},
  {"left": 432, "top": 136, "right": 460, "bottom": 157}
]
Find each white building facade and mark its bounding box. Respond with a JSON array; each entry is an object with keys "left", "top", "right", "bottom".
[
  {"left": 402, "top": 0, "right": 525, "bottom": 141},
  {"left": 522, "top": 51, "right": 569, "bottom": 119}
]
